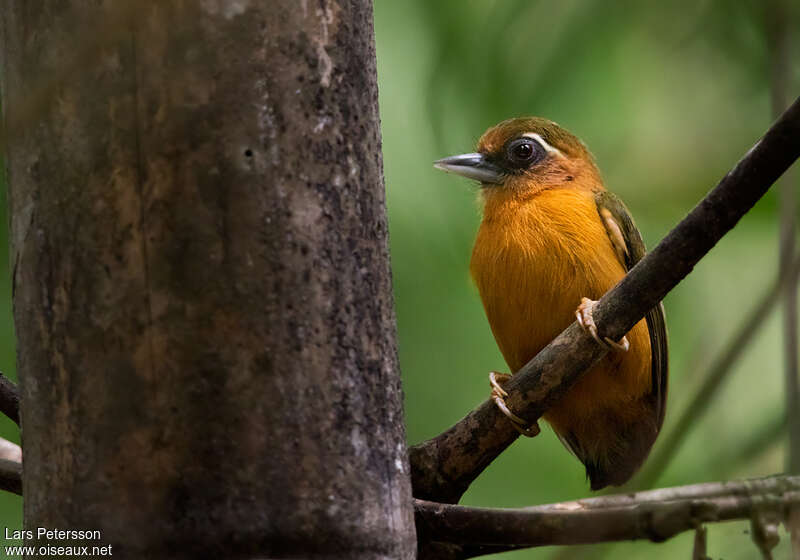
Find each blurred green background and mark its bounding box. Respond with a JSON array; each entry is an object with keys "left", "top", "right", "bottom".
[
  {"left": 374, "top": 0, "right": 798, "bottom": 558},
  {"left": 0, "top": 1, "right": 798, "bottom": 559}
]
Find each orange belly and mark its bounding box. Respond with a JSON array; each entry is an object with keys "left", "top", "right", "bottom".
[{"left": 470, "top": 186, "right": 652, "bottom": 471}]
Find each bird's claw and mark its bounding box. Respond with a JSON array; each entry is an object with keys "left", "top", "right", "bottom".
[
  {"left": 575, "top": 297, "right": 629, "bottom": 352},
  {"left": 489, "top": 371, "right": 540, "bottom": 437},
  {"left": 489, "top": 370, "right": 510, "bottom": 397}
]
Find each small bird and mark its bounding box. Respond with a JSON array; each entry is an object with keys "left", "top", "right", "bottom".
[{"left": 435, "top": 118, "right": 667, "bottom": 490}]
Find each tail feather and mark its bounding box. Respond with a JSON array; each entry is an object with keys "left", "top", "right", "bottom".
[{"left": 556, "top": 403, "right": 661, "bottom": 491}]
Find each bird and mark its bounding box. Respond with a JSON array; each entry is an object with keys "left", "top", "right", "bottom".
[{"left": 434, "top": 117, "right": 668, "bottom": 490}]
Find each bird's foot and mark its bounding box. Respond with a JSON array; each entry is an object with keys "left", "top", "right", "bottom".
[
  {"left": 489, "top": 371, "right": 540, "bottom": 437},
  {"left": 575, "top": 297, "right": 629, "bottom": 352}
]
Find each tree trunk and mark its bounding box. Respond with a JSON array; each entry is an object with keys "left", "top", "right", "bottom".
[{"left": 1, "top": 1, "right": 415, "bottom": 558}]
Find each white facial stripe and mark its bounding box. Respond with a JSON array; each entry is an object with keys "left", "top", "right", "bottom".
[{"left": 522, "top": 133, "right": 565, "bottom": 158}]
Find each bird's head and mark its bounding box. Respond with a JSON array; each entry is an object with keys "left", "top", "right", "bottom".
[{"left": 435, "top": 117, "right": 602, "bottom": 195}]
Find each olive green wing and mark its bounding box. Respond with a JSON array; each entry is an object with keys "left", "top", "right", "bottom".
[{"left": 594, "top": 190, "right": 668, "bottom": 429}]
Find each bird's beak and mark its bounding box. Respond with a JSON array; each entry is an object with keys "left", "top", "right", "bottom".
[{"left": 434, "top": 153, "right": 504, "bottom": 184}]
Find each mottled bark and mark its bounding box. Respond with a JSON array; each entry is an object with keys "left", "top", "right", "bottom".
[{"left": 1, "top": 1, "right": 415, "bottom": 558}]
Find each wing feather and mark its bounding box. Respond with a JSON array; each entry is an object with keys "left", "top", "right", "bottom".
[{"left": 594, "top": 190, "right": 668, "bottom": 428}]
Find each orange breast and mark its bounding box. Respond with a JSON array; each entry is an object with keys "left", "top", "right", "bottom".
[{"left": 470, "top": 187, "right": 651, "bottom": 443}]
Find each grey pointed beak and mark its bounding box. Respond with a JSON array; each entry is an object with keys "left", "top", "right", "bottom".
[{"left": 434, "top": 153, "right": 504, "bottom": 184}]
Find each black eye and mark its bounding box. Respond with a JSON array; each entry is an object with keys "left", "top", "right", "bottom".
[
  {"left": 513, "top": 142, "right": 533, "bottom": 159},
  {"left": 506, "top": 138, "right": 543, "bottom": 168}
]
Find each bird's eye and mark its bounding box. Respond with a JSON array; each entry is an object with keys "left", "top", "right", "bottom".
[
  {"left": 506, "top": 138, "right": 544, "bottom": 168},
  {"left": 513, "top": 143, "right": 533, "bottom": 159}
]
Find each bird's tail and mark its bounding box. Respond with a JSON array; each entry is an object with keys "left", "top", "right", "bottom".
[{"left": 555, "top": 402, "right": 661, "bottom": 491}]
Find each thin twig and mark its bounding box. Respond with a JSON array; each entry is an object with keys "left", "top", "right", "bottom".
[
  {"left": 751, "top": 510, "right": 781, "bottom": 560},
  {"left": 410, "top": 97, "right": 800, "bottom": 503},
  {"left": 634, "top": 254, "right": 800, "bottom": 489},
  {"left": 767, "top": 0, "right": 800, "bottom": 476},
  {"left": 415, "top": 475, "right": 800, "bottom": 557},
  {"left": 692, "top": 526, "right": 707, "bottom": 560},
  {"left": 529, "top": 475, "right": 800, "bottom": 510},
  {"left": 0, "top": 458, "right": 21, "bottom": 496},
  {"left": 767, "top": 2, "right": 800, "bottom": 555},
  {"left": 0, "top": 372, "right": 19, "bottom": 426},
  {"left": 564, "top": 418, "right": 790, "bottom": 560},
  {"left": 787, "top": 507, "right": 800, "bottom": 558}
]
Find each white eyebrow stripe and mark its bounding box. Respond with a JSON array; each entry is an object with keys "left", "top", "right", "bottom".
[{"left": 522, "top": 132, "right": 565, "bottom": 158}]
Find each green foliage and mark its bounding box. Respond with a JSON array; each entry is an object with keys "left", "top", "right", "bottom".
[{"left": 374, "top": 0, "right": 798, "bottom": 557}]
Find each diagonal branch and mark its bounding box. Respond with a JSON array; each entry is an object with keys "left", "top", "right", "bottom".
[
  {"left": 415, "top": 475, "right": 800, "bottom": 557},
  {"left": 410, "top": 96, "right": 800, "bottom": 504},
  {"left": 634, "top": 253, "right": 800, "bottom": 488},
  {"left": 0, "top": 372, "right": 20, "bottom": 426},
  {"left": 0, "top": 458, "right": 21, "bottom": 496}
]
